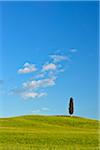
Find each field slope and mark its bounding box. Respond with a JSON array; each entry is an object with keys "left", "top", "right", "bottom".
[{"left": 0, "top": 115, "right": 99, "bottom": 150}]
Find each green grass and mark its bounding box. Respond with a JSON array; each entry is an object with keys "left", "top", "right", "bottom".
[{"left": 0, "top": 115, "right": 99, "bottom": 150}]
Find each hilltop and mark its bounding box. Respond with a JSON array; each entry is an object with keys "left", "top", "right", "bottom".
[{"left": 0, "top": 115, "right": 99, "bottom": 150}]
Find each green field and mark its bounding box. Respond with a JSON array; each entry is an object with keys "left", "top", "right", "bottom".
[{"left": 0, "top": 115, "right": 99, "bottom": 150}]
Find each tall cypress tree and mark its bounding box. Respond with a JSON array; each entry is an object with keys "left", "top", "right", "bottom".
[{"left": 69, "top": 97, "right": 74, "bottom": 116}]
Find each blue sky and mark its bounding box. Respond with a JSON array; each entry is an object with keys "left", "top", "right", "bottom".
[{"left": 0, "top": 1, "right": 99, "bottom": 119}]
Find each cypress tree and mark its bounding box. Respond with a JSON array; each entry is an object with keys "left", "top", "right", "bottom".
[{"left": 69, "top": 97, "right": 74, "bottom": 116}]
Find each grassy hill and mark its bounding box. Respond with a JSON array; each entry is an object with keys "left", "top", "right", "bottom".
[{"left": 0, "top": 115, "right": 99, "bottom": 150}]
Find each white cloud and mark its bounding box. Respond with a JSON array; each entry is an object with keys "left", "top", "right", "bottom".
[
  {"left": 32, "top": 107, "right": 50, "bottom": 114},
  {"left": 38, "top": 92, "right": 47, "bottom": 98},
  {"left": 23, "top": 77, "right": 56, "bottom": 89},
  {"left": 21, "top": 91, "right": 47, "bottom": 99},
  {"left": 18, "top": 62, "right": 37, "bottom": 74},
  {"left": 42, "top": 107, "right": 50, "bottom": 111},
  {"left": 10, "top": 87, "right": 47, "bottom": 99},
  {"left": 32, "top": 109, "right": 41, "bottom": 113},
  {"left": 22, "top": 92, "right": 38, "bottom": 99},
  {"left": 42, "top": 63, "right": 57, "bottom": 71},
  {"left": 50, "top": 55, "right": 69, "bottom": 63},
  {"left": 70, "top": 48, "right": 77, "bottom": 53},
  {"left": 36, "top": 73, "right": 45, "bottom": 78}
]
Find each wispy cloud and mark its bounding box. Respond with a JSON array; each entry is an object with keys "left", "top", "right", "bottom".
[
  {"left": 18, "top": 62, "right": 37, "bottom": 74},
  {"left": 21, "top": 91, "right": 47, "bottom": 99},
  {"left": 42, "top": 63, "right": 57, "bottom": 71},
  {"left": 32, "top": 107, "right": 50, "bottom": 114},
  {"left": 10, "top": 87, "right": 47, "bottom": 99},
  {"left": 50, "top": 54, "right": 69, "bottom": 63},
  {"left": 23, "top": 77, "right": 56, "bottom": 89},
  {"left": 70, "top": 48, "right": 77, "bottom": 53},
  {"left": 32, "top": 109, "right": 41, "bottom": 113},
  {"left": 42, "top": 107, "right": 50, "bottom": 111},
  {"left": 36, "top": 73, "right": 45, "bottom": 79}
]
